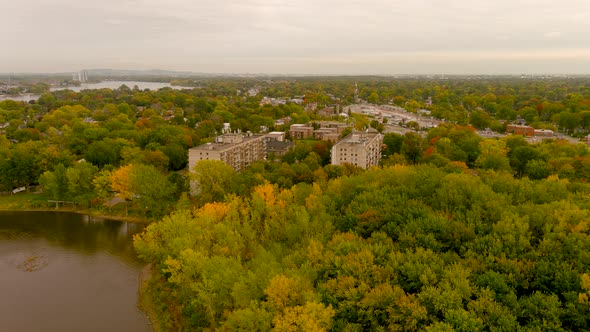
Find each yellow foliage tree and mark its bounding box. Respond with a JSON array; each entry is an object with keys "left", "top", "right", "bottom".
[
  {"left": 272, "top": 302, "right": 335, "bottom": 332},
  {"left": 264, "top": 274, "right": 304, "bottom": 310},
  {"left": 110, "top": 164, "right": 134, "bottom": 215}
]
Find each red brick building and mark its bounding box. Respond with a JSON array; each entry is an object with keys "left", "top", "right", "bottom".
[{"left": 506, "top": 125, "right": 534, "bottom": 136}]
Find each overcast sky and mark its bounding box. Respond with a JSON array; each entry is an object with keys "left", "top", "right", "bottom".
[{"left": 2, "top": 0, "right": 590, "bottom": 74}]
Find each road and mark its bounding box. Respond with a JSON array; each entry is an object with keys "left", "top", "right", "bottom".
[{"left": 347, "top": 103, "right": 585, "bottom": 145}]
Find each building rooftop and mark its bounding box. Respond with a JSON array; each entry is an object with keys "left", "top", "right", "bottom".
[
  {"left": 337, "top": 129, "right": 381, "bottom": 145},
  {"left": 190, "top": 134, "right": 264, "bottom": 152}
]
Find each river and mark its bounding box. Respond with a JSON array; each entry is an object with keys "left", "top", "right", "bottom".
[
  {"left": 0, "top": 80, "right": 190, "bottom": 102},
  {"left": 0, "top": 211, "right": 151, "bottom": 332}
]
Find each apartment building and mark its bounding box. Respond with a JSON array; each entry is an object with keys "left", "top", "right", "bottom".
[
  {"left": 265, "top": 131, "right": 294, "bottom": 158},
  {"left": 331, "top": 128, "right": 383, "bottom": 169},
  {"left": 313, "top": 128, "right": 340, "bottom": 143},
  {"left": 289, "top": 124, "right": 314, "bottom": 140},
  {"left": 188, "top": 133, "right": 266, "bottom": 172}
]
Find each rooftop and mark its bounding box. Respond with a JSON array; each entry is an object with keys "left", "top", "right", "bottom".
[{"left": 190, "top": 134, "right": 264, "bottom": 152}]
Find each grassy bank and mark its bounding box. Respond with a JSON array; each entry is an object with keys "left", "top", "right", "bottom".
[
  {"left": 0, "top": 192, "right": 150, "bottom": 224},
  {"left": 138, "top": 264, "right": 161, "bottom": 332},
  {"left": 138, "top": 266, "right": 185, "bottom": 332}
]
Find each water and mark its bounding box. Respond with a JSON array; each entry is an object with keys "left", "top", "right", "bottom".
[
  {"left": 0, "top": 211, "right": 151, "bottom": 332},
  {"left": 0, "top": 81, "right": 190, "bottom": 101},
  {"left": 50, "top": 81, "right": 187, "bottom": 93}
]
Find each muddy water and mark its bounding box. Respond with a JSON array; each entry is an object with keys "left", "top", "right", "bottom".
[{"left": 0, "top": 211, "right": 151, "bottom": 332}]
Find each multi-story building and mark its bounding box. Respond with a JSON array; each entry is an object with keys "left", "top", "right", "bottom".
[
  {"left": 331, "top": 128, "right": 383, "bottom": 169},
  {"left": 264, "top": 131, "right": 294, "bottom": 158},
  {"left": 289, "top": 124, "right": 314, "bottom": 140},
  {"left": 317, "top": 106, "right": 336, "bottom": 118},
  {"left": 506, "top": 124, "right": 534, "bottom": 136},
  {"left": 72, "top": 70, "right": 88, "bottom": 82},
  {"left": 313, "top": 128, "right": 340, "bottom": 143},
  {"left": 188, "top": 133, "right": 266, "bottom": 172},
  {"left": 266, "top": 131, "right": 286, "bottom": 142}
]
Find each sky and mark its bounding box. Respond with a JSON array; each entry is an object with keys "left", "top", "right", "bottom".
[{"left": 2, "top": 0, "right": 590, "bottom": 75}]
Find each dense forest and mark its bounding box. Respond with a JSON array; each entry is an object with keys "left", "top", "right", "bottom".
[
  {"left": 136, "top": 163, "right": 590, "bottom": 331},
  {"left": 2, "top": 77, "right": 590, "bottom": 330}
]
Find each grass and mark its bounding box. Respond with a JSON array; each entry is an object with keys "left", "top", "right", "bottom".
[{"left": 0, "top": 192, "right": 47, "bottom": 210}]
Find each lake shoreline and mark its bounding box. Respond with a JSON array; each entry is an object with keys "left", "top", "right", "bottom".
[
  {"left": 138, "top": 264, "right": 161, "bottom": 332},
  {"left": 0, "top": 80, "right": 192, "bottom": 102},
  {"left": 0, "top": 207, "right": 151, "bottom": 224},
  {"left": 0, "top": 193, "right": 152, "bottom": 224}
]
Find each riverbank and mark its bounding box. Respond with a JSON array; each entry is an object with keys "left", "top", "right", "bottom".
[
  {"left": 137, "top": 266, "right": 185, "bottom": 332},
  {"left": 0, "top": 192, "right": 151, "bottom": 224},
  {"left": 138, "top": 264, "right": 162, "bottom": 332}
]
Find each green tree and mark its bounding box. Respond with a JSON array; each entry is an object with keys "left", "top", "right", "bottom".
[
  {"left": 191, "top": 160, "right": 238, "bottom": 203},
  {"left": 39, "top": 164, "right": 69, "bottom": 200},
  {"left": 401, "top": 132, "right": 424, "bottom": 164},
  {"left": 475, "top": 139, "right": 511, "bottom": 171},
  {"left": 469, "top": 109, "right": 492, "bottom": 129},
  {"left": 131, "top": 164, "right": 176, "bottom": 218}
]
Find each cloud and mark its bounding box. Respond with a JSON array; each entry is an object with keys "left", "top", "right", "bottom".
[{"left": 1, "top": 0, "right": 590, "bottom": 73}]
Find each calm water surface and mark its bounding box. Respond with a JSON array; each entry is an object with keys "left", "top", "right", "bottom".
[
  {"left": 0, "top": 211, "right": 151, "bottom": 332},
  {"left": 0, "top": 81, "right": 190, "bottom": 101}
]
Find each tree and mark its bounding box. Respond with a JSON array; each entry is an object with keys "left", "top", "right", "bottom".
[
  {"left": 6, "top": 141, "right": 44, "bottom": 190},
  {"left": 191, "top": 160, "right": 238, "bottom": 203},
  {"left": 510, "top": 146, "right": 540, "bottom": 177},
  {"left": 131, "top": 164, "right": 175, "bottom": 218},
  {"left": 469, "top": 109, "right": 493, "bottom": 129},
  {"left": 382, "top": 133, "right": 404, "bottom": 156},
  {"left": 161, "top": 144, "right": 188, "bottom": 171},
  {"left": 476, "top": 140, "right": 511, "bottom": 171},
  {"left": 110, "top": 164, "right": 134, "bottom": 215},
  {"left": 556, "top": 111, "right": 580, "bottom": 133},
  {"left": 401, "top": 132, "right": 424, "bottom": 164},
  {"left": 92, "top": 169, "right": 112, "bottom": 201},
  {"left": 85, "top": 140, "right": 120, "bottom": 167},
  {"left": 66, "top": 161, "right": 98, "bottom": 203},
  {"left": 39, "top": 164, "right": 69, "bottom": 200}
]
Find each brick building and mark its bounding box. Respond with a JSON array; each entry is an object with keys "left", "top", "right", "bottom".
[
  {"left": 289, "top": 124, "right": 314, "bottom": 140},
  {"left": 506, "top": 124, "right": 534, "bottom": 136}
]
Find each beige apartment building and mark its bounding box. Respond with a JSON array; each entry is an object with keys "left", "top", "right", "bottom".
[
  {"left": 331, "top": 129, "right": 383, "bottom": 169},
  {"left": 188, "top": 133, "right": 266, "bottom": 172},
  {"left": 289, "top": 124, "right": 314, "bottom": 140}
]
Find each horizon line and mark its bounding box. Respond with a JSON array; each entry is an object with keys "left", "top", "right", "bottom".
[{"left": 2, "top": 69, "right": 590, "bottom": 77}]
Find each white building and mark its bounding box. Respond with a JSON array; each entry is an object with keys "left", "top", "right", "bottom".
[{"left": 331, "top": 128, "right": 383, "bottom": 169}]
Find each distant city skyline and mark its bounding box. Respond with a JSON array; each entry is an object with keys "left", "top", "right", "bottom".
[{"left": 2, "top": 0, "right": 590, "bottom": 75}]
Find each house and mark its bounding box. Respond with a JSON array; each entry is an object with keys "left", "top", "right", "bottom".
[
  {"left": 275, "top": 116, "right": 291, "bottom": 126},
  {"left": 317, "top": 107, "right": 336, "bottom": 118},
  {"left": 305, "top": 103, "right": 318, "bottom": 112}
]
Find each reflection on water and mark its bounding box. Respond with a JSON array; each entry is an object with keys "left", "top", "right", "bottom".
[{"left": 0, "top": 211, "right": 151, "bottom": 332}]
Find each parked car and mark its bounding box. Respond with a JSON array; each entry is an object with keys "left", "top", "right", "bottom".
[{"left": 12, "top": 187, "right": 26, "bottom": 194}]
